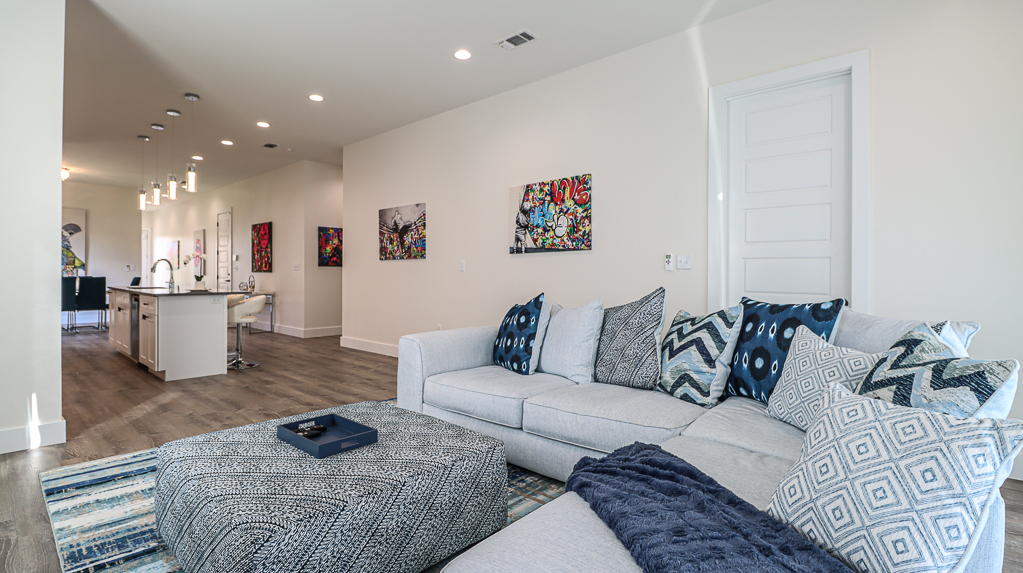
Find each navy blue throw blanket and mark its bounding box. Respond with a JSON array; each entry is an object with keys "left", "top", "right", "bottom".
[{"left": 566, "top": 443, "right": 852, "bottom": 573}]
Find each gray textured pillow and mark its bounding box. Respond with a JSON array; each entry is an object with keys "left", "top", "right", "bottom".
[
  {"left": 537, "top": 299, "right": 604, "bottom": 384},
  {"left": 767, "top": 326, "right": 882, "bottom": 430},
  {"left": 594, "top": 287, "right": 666, "bottom": 389},
  {"left": 767, "top": 385, "right": 1023, "bottom": 573},
  {"left": 832, "top": 308, "right": 979, "bottom": 357}
]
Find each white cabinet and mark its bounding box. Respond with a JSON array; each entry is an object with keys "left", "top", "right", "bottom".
[
  {"left": 111, "top": 291, "right": 132, "bottom": 358},
  {"left": 138, "top": 296, "right": 158, "bottom": 370}
]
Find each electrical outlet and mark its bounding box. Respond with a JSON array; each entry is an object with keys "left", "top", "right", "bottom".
[
  {"left": 664, "top": 254, "right": 674, "bottom": 271},
  {"left": 459, "top": 260, "right": 465, "bottom": 272},
  {"left": 293, "top": 264, "right": 299, "bottom": 271},
  {"left": 677, "top": 254, "right": 692, "bottom": 270},
  {"left": 436, "top": 324, "right": 442, "bottom": 331}
]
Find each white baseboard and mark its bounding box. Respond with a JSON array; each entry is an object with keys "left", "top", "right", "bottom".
[
  {"left": 244, "top": 321, "right": 343, "bottom": 339},
  {"left": 341, "top": 336, "right": 399, "bottom": 357},
  {"left": 0, "top": 418, "right": 67, "bottom": 455}
]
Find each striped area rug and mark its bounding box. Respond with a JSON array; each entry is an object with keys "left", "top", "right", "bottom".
[{"left": 41, "top": 450, "right": 564, "bottom": 573}]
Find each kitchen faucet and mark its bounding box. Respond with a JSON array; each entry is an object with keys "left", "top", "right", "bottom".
[{"left": 152, "top": 258, "right": 175, "bottom": 290}]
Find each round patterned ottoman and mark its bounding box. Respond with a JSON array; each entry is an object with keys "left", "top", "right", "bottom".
[{"left": 155, "top": 401, "right": 506, "bottom": 573}]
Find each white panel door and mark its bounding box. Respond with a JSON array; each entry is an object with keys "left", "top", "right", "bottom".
[
  {"left": 726, "top": 73, "right": 851, "bottom": 305},
  {"left": 217, "top": 211, "right": 232, "bottom": 292}
]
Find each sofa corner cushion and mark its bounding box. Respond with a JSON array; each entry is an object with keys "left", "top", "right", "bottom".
[
  {"left": 537, "top": 299, "right": 604, "bottom": 384},
  {"left": 766, "top": 326, "right": 883, "bottom": 431},
  {"left": 440, "top": 491, "right": 642, "bottom": 573},
  {"left": 424, "top": 365, "right": 575, "bottom": 428},
  {"left": 859, "top": 324, "right": 1020, "bottom": 418},
  {"left": 493, "top": 293, "right": 551, "bottom": 375},
  {"left": 522, "top": 383, "right": 705, "bottom": 454},
  {"left": 593, "top": 287, "right": 666, "bottom": 389},
  {"left": 682, "top": 396, "right": 806, "bottom": 462},
  {"left": 832, "top": 307, "right": 979, "bottom": 357},
  {"left": 657, "top": 304, "right": 742, "bottom": 407},
  {"left": 767, "top": 385, "right": 1023, "bottom": 573},
  {"left": 725, "top": 297, "right": 846, "bottom": 403}
]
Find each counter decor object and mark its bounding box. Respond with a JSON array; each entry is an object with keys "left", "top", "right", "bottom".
[{"left": 277, "top": 414, "right": 378, "bottom": 458}]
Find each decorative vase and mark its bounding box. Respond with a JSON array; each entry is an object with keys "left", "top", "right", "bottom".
[{"left": 194, "top": 280, "right": 206, "bottom": 290}]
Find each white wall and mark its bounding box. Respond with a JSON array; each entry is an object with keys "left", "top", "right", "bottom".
[
  {"left": 0, "top": 0, "right": 66, "bottom": 453},
  {"left": 142, "top": 160, "right": 343, "bottom": 337},
  {"left": 303, "top": 161, "right": 345, "bottom": 334},
  {"left": 341, "top": 0, "right": 1023, "bottom": 472},
  {"left": 62, "top": 182, "right": 142, "bottom": 283}
]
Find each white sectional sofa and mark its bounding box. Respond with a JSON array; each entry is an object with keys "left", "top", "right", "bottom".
[{"left": 396, "top": 309, "right": 1008, "bottom": 573}]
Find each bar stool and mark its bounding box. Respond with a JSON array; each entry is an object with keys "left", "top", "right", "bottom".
[{"left": 227, "top": 295, "right": 266, "bottom": 370}]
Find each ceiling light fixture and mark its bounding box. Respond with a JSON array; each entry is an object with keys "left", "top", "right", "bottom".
[
  {"left": 221, "top": 140, "right": 233, "bottom": 146},
  {"left": 150, "top": 128, "right": 161, "bottom": 206},
  {"left": 184, "top": 93, "right": 200, "bottom": 193},
  {"left": 61, "top": 168, "right": 70, "bottom": 181},
  {"left": 308, "top": 94, "right": 324, "bottom": 102},
  {"left": 454, "top": 49, "right": 471, "bottom": 60},
  {"left": 256, "top": 121, "right": 270, "bottom": 128},
  {"left": 166, "top": 109, "right": 180, "bottom": 200}
]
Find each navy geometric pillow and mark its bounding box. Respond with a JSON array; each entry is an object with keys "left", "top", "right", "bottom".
[
  {"left": 724, "top": 297, "right": 846, "bottom": 403},
  {"left": 493, "top": 293, "right": 550, "bottom": 375}
]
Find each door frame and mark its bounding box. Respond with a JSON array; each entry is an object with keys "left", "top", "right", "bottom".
[{"left": 707, "top": 50, "right": 870, "bottom": 311}]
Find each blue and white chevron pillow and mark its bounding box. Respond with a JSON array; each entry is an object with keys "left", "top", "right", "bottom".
[
  {"left": 656, "top": 305, "right": 741, "bottom": 406},
  {"left": 767, "top": 385, "right": 1023, "bottom": 573},
  {"left": 858, "top": 324, "right": 1019, "bottom": 418}
]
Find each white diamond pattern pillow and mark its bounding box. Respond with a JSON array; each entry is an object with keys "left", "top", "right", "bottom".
[
  {"left": 767, "top": 385, "right": 1023, "bottom": 573},
  {"left": 767, "top": 326, "right": 883, "bottom": 431}
]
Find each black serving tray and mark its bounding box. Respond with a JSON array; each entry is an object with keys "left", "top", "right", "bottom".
[{"left": 277, "top": 414, "right": 378, "bottom": 458}]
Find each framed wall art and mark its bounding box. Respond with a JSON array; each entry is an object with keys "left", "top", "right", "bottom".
[
  {"left": 510, "top": 173, "right": 591, "bottom": 254},
  {"left": 318, "top": 227, "right": 343, "bottom": 267},
  {"left": 252, "top": 222, "right": 272, "bottom": 272},
  {"left": 379, "top": 203, "right": 426, "bottom": 260}
]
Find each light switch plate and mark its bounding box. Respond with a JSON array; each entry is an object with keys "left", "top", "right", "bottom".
[
  {"left": 664, "top": 254, "right": 674, "bottom": 271},
  {"left": 677, "top": 254, "right": 692, "bottom": 270},
  {"left": 293, "top": 264, "right": 299, "bottom": 271}
]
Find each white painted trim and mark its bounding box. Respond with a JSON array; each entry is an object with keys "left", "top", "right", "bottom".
[
  {"left": 341, "top": 336, "right": 399, "bottom": 357},
  {"left": 0, "top": 418, "right": 67, "bottom": 455},
  {"left": 708, "top": 50, "right": 870, "bottom": 311},
  {"left": 246, "top": 322, "right": 343, "bottom": 339},
  {"left": 301, "top": 326, "right": 344, "bottom": 338}
]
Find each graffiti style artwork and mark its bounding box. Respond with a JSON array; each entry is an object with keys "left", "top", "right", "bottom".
[
  {"left": 379, "top": 203, "right": 426, "bottom": 260},
  {"left": 252, "top": 222, "right": 273, "bottom": 272},
  {"left": 509, "top": 173, "right": 592, "bottom": 254},
  {"left": 318, "top": 227, "right": 343, "bottom": 267},
  {"left": 61, "top": 208, "right": 87, "bottom": 277}
]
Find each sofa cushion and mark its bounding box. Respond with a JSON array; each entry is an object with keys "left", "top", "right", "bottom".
[
  {"left": 859, "top": 324, "right": 1019, "bottom": 418},
  {"left": 537, "top": 299, "right": 604, "bottom": 384},
  {"left": 682, "top": 396, "right": 805, "bottom": 462},
  {"left": 656, "top": 305, "right": 742, "bottom": 407},
  {"left": 440, "top": 491, "right": 642, "bottom": 573},
  {"left": 832, "top": 307, "right": 978, "bottom": 357},
  {"left": 767, "top": 385, "right": 1023, "bottom": 573},
  {"left": 725, "top": 297, "right": 846, "bottom": 403},
  {"left": 522, "top": 383, "right": 704, "bottom": 454},
  {"left": 593, "top": 287, "right": 666, "bottom": 389},
  {"left": 493, "top": 292, "right": 551, "bottom": 375},
  {"left": 766, "top": 326, "right": 883, "bottom": 431},
  {"left": 424, "top": 365, "right": 575, "bottom": 428}
]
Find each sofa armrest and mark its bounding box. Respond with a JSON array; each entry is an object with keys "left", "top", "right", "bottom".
[{"left": 398, "top": 325, "right": 500, "bottom": 412}]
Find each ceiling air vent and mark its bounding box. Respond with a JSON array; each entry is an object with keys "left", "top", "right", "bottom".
[
  {"left": 496, "top": 30, "right": 538, "bottom": 51},
  {"left": 263, "top": 143, "right": 278, "bottom": 149}
]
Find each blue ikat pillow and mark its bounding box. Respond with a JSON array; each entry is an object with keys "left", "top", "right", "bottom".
[
  {"left": 493, "top": 293, "right": 551, "bottom": 375},
  {"left": 724, "top": 297, "right": 846, "bottom": 403}
]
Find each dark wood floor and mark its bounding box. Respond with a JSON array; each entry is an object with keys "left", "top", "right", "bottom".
[
  {"left": 2, "top": 330, "right": 1023, "bottom": 572},
  {"left": 0, "top": 329, "right": 398, "bottom": 573}
]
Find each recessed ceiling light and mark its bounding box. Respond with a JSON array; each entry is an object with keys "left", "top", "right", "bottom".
[
  {"left": 151, "top": 123, "right": 165, "bottom": 130},
  {"left": 166, "top": 109, "right": 181, "bottom": 117},
  {"left": 308, "top": 94, "right": 324, "bottom": 102},
  {"left": 256, "top": 121, "right": 270, "bottom": 128},
  {"left": 454, "top": 49, "right": 471, "bottom": 60},
  {"left": 191, "top": 155, "right": 203, "bottom": 161},
  {"left": 221, "top": 140, "right": 233, "bottom": 146}
]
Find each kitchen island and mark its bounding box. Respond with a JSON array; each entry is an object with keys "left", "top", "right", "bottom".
[{"left": 109, "top": 286, "right": 246, "bottom": 381}]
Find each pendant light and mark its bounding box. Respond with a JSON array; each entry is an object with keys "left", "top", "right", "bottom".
[
  {"left": 137, "top": 135, "right": 149, "bottom": 211},
  {"left": 166, "top": 109, "right": 180, "bottom": 200},
  {"left": 185, "top": 93, "right": 200, "bottom": 193},
  {"left": 151, "top": 123, "right": 164, "bottom": 205}
]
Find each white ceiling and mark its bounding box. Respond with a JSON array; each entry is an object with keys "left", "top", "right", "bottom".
[{"left": 63, "top": 0, "right": 773, "bottom": 193}]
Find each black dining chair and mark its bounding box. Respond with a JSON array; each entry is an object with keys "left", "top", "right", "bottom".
[
  {"left": 76, "top": 276, "right": 108, "bottom": 331},
  {"left": 130, "top": 276, "right": 141, "bottom": 286},
  {"left": 62, "top": 276, "right": 78, "bottom": 332}
]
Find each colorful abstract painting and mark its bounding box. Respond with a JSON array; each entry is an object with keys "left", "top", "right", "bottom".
[
  {"left": 167, "top": 240, "right": 179, "bottom": 269},
  {"left": 318, "top": 227, "right": 343, "bottom": 267},
  {"left": 379, "top": 203, "right": 426, "bottom": 260},
  {"left": 61, "top": 208, "right": 86, "bottom": 277},
  {"left": 192, "top": 230, "right": 205, "bottom": 277},
  {"left": 252, "top": 222, "right": 272, "bottom": 272},
  {"left": 509, "top": 174, "right": 592, "bottom": 254}
]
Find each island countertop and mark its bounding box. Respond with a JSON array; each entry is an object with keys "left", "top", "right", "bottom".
[{"left": 109, "top": 286, "right": 251, "bottom": 296}]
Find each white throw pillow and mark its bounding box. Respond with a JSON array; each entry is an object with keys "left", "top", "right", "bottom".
[
  {"left": 767, "top": 385, "right": 1023, "bottom": 573},
  {"left": 538, "top": 299, "right": 604, "bottom": 384}
]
